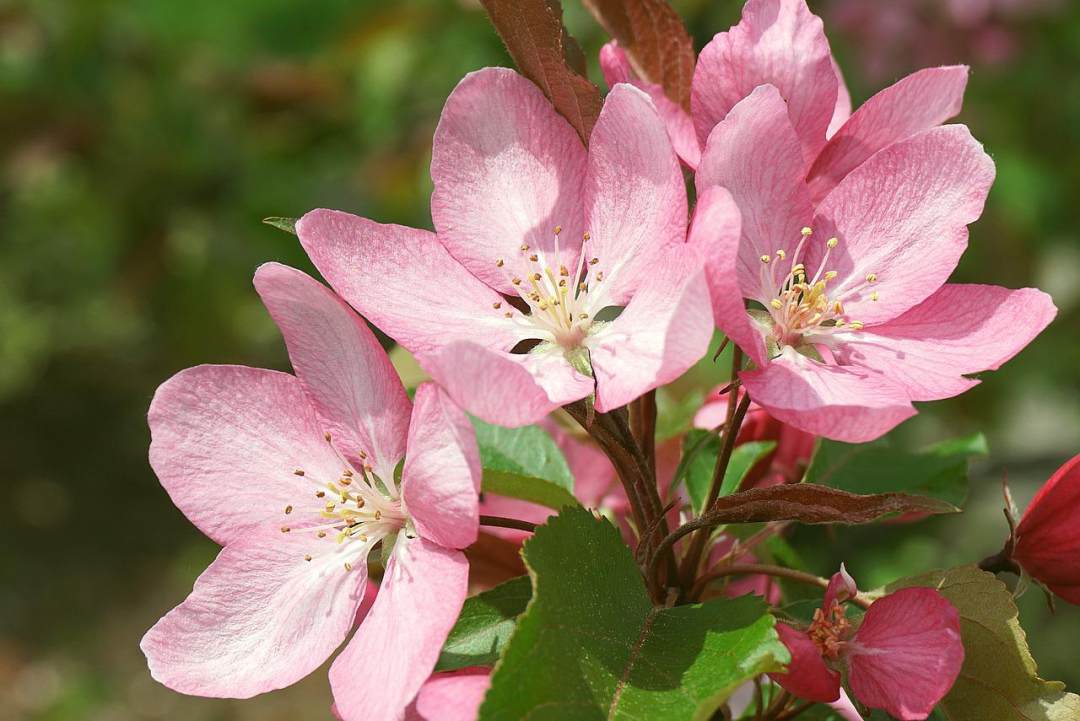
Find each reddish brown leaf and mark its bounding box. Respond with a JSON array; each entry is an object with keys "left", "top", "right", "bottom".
[
  {"left": 479, "top": 0, "right": 603, "bottom": 144},
  {"left": 582, "top": 0, "right": 695, "bottom": 111},
  {"left": 701, "top": 483, "right": 959, "bottom": 526}
]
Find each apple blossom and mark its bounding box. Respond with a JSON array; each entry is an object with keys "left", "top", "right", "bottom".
[
  {"left": 692, "top": 84, "right": 1056, "bottom": 442},
  {"left": 771, "top": 568, "right": 964, "bottom": 720},
  {"left": 141, "top": 263, "right": 480, "bottom": 721},
  {"left": 296, "top": 67, "right": 712, "bottom": 428}
]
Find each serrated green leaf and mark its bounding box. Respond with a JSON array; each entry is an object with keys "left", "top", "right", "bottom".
[
  {"left": 479, "top": 507, "right": 789, "bottom": 721},
  {"left": 472, "top": 418, "right": 580, "bottom": 511},
  {"left": 888, "top": 565, "right": 1080, "bottom": 721},
  {"left": 262, "top": 216, "right": 297, "bottom": 234},
  {"left": 436, "top": 576, "right": 532, "bottom": 672},
  {"left": 684, "top": 437, "right": 777, "bottom": 514},
  {"left": 805, "top": 432, "right": 986, "bottom": 507}
]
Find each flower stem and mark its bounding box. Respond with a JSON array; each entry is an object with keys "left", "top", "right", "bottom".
[
  {"left": 479, "top": 515, "right": 538, "bottom": 533},
  {"left": 678, "top": 355, "right": 751, "bottom": 588},
  {"left": 693, "top": 563, "right": 873, "bottom": 610}
]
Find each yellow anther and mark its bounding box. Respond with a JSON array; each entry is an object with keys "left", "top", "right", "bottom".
[
  {"left": 344, "top": 562, "right": 352, "bottom": 572},
  {"left": 801, "top": 227, "right": 813, "bottom": 236},
  {"left": 824, "top": 271, "right": 838, "bottom": 281},
  {"left": 512, "top": 277, "right": 522, "bottom": 286},
  {"left": 792, "top": 263, "right": 806, "bottom": 274},
  {"left": 529, "top": 254, "right": 538, "bottom": 262},
  {"left": 776, "top": 249, "right": 786, "bottom": 260},
  {"left": 340, "top": 477, "right": 351, "bottom": 485},
  {"left": 849, "top": 321, "right": 864, "bottom": 330},
  {"left": 559, "top": 265, "right": 569, "bottom": 276},
  {"left": 770, "top": 299, "right": 784, "bottom": 310},
  {"left": 834, "top": 301, "right": 844, "bottom": 314},
  {"left": 316, "top": 490, "right": 325, "bottom": 498},
  {"left": 866, "top": 273, "right": 877, "bottom": 283},
  {"left": 589, "top": 257, "right": 599, "bottom": 265},
  {"left": 284, "top": 505, "right": 293, "bottom": 515},
  {"left": 596, "top": 271, "right": 604, "bottom": 281},
  {"left": 503, "top": 311, "right": 512, "bottom": 318},
  {"left": 826, "top": 237, "right": 838, "bottom": 248},
  {"left": 293, "top": 469, "right": 305, "bottom": 476},
  {"left": 304, "top": 555, "right": 312, "bottom": 562},
  {"left": 317, "top": 531, "right": 327, "bottom": 538},
  {"left": 324, "top": 431, "right": 333, "bottom": 442},
  {"left": 281, "top": 526, "right": 290, "bottom": 533},
  {"left": 583, "top": 231, "right": 591, "bottom": 241},
  {"left": 870, "top": 291, "right": 879, "bottom": 302},
  {"left": 493, "top": 301, "right": 502, "bottom": 309},
  {"left": 579, "top": 313, "right": 589, "bottom": 320},
  {"left": 760, "top": 254, "right": 771, "bottom": 264},
  {"left": 520, "top": 244, "right": 529, "bottom": 252},
  {"left": 495, "top": 258, "right": 504, "bottom": 268}
]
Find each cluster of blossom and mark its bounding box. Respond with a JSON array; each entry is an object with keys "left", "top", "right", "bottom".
[{"left": 141, "top": 0, "right": 1070, "bottom": 719}]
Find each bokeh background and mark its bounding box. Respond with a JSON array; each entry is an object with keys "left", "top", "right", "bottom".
[{"left": 1, "top": 0, "right": 1077, "bottom": 718}]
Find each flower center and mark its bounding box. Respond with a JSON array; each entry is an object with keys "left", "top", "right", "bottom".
[
  {"left": 282, "top": 432, "right": 407, "bottom": 572},
  {"left": 807, "top": 600, "right": 852, "bottom": 661},
  {"left": 756, "top": 227, "right": 879, "bottom": 354},
  {"left": 492, "top": 227, "right": 610, "bottom": 350}
]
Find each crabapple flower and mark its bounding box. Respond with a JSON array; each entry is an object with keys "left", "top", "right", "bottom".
[
  {"left": 694, "top": 388, "right": 815, "bottom": 487},
  {"left": 297, "top": 67, "right": 712, "bottom": 428},
  {"left": 771, "top": 568, "right": 964, "bottom": 720},
  {"left": 1011, "top": 453, "right": 1080, "bottom": 604},
  {"left": 691, "top": 83, "right": 1056, "bottom": 442},
  {"left": 141, "top": 263, "right": 480, "bottom": 721}
]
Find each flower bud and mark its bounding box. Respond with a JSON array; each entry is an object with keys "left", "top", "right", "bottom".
[{"left": 1012, "top": 454, "right": 1080, "bottom": 604}]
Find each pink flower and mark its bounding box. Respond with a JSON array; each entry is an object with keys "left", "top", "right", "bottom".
[
  {"left": 771, "top": 569, "right": 964, "bottom": 720},
  {"left": 1012, "top": 454, "right": 1080, "bottom": 604},
  {"left": 690, "top": 83, "right": 1055, "bottom": 442},
  {"left": 297, "top": 68, "right": 712, "bottom": 428},
  {"left": 405, "top": 668, "right": 491, "bottom": 721},
  {"left": 140, "top": 263, "right": 481, "bottom": 721},
  {"left": 694, "top": 388, "right": 815, "bottom": 487}
]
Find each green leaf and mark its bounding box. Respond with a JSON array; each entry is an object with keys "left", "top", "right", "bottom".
[
  {"left": 436, "top": 576, "right": 532, "bottom": 672},
  {"left": 479, "top": 507, "right": 789, "bottom": 721},
  {"left": 888, "top": 565, "right": 1080, "bottom": 721},
  {"left": 805, "top": 432, "right": 986, "bottom": 507},
  {"left": 262, "top": 216, "right": 297, "bottom": 234},
  {"left": 684, "top": 436, "right": 777, "bottom": 514},
  {"left": 472, "top": 418, "right": 580, "bottom": 511}
]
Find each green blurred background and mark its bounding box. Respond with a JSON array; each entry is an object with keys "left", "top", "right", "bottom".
[{"left": 1, "top": 0, "right": 1077, "bottom": 719}]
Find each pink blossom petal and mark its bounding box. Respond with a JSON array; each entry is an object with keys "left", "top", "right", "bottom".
[
  {"left": 841, "top": 284, "right": 1056, "bottom": 401},
  {"left": 740, "top": 348, "right": 916, "bottom": 443},
  {"left": 413, "top": 668, "right": 491, "bottom": 721},
  {"left": 1014, "top": 454, "right": 1080, "bottom": 603},
  {"left": 431, "top": 68, "right": 587, "bottom": 292},
  {"left": 330, "top": 537, "right": 468, "bottom": 721},
  {"left": 769, "top": 623, "right": 841, "bottom": 702},
  {"left": 847, "top": 588, "right": 964, "bottom": 720},
  {"left": 688, "top": 186, "right": 768, "bottom": 367},
  {"left": 827, "top": 57, "right": 852, "bottom": 139},
  {"left": 423, "top": 340, "right": 593, "bottom": 427},
  {"left": 148, "top": 366, "right": 344, "bottom": 546},
  {"left": 598, "top": 41, "right": 702, "bottom": 168},
  {"left": 829, "top": 689, "right": 865, "bottom": 721},
  {"left": 141, "top": 527, "right": 367, "bottom": 698},
  {"left": 583, "top": 83, "right": 687, "bottom": 304},
  {"left": 254, "top": 263, "right": 412, "bottom": 481},
  {"left": 403, "top": 383, "right": 481, "bottom": 550},
  {"left": 696, "top": 84, "right": 816, "bottom": 302},
  {"left": 587, "top": 245, "right": 712, "bottom": 413},
  {"left": 692, "top": 0, "right": 838, "bottom": 165},
  {"left": 809, "top": 66, "right": 969, "bottom": 202},
  {"left": 297, "top": 209, "right": 519, "bottom": 357},
  {"left": 809, "top": 125, "right": 995, "bottom": 326}
]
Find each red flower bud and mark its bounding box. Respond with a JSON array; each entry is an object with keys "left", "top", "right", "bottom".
[{"left": 1012, "top": 454, "right": 1080, "bottom": 604}]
